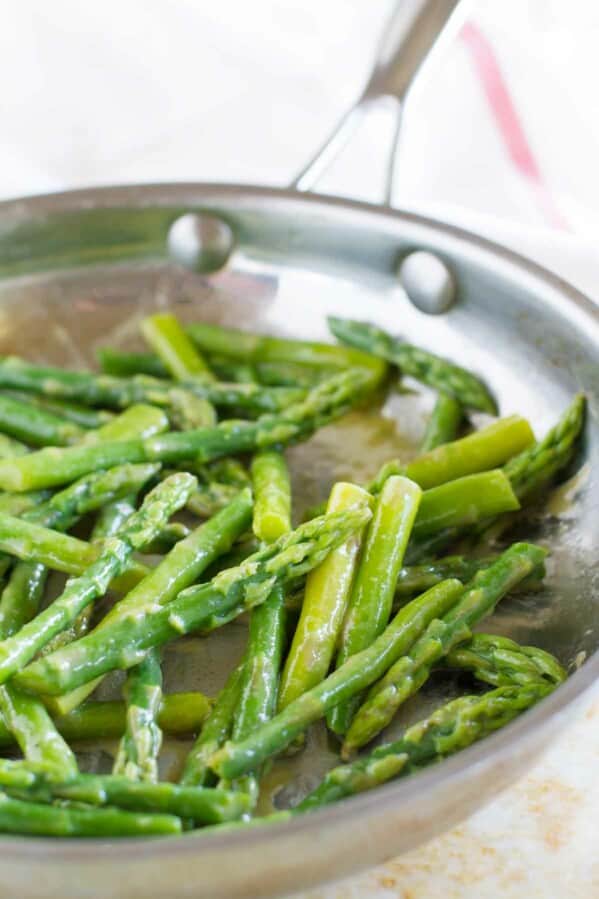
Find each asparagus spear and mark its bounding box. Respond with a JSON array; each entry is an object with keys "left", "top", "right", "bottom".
[
  {"left": 0, "top": 404, "right": 167, "bottom": 521},
  {"left": 328, "top": 476, "right": 422, "bottom": 735},
  {"left": 83, "top": 403, "right": 169, "bottom": 443},
  {"left": 343, "top": 543, "right": 547, "bottom": 754},
  {"left": 0, "top": 405, "right": 168, "bottom": 588},
  {"left": 49, "top": 488, "right": 253, "bottom": 716},
  {"left": 446, "top": 633, "right": 566, "bottom": 688},
  {"left": 141, "top": 312, "right": 218, "bottom": 428},
  {"left": 113, "top": 649, "right": 163, "bottom": 783},
  {"left": 411, "top": 470, "right": 519, "bottom": 540},
  {"left": 0, "top": 491, "right": 52, "bottom": 516},
  {"left": 420, "top": 392, "right": 463, "bottom": 452},
  {"left": 0, "top": 433, "right": 29, "bottom": 458},
  {"left": 0, "top": 356, "right": 304, "bottom": 416},
  {"left": 404, "top": 418, "right": 533, "bottom": 489},
  {"left": 0, "top": 368, "right": 373, "bottom": 492},
  {"left": 209, "top": 579, "right": 464, "bottom": 780},
  {"left": 297, "top": 683, "right": 553, "bottom": 811},
  {"left": 211, "top": 358, "right": 322, "bottom": 389},
  {"left": 0, "top": 685, "right": 78, "bottom": 780},
  {"left": 3, "top": 390, "right": 114, "bottom": 430},
  {"left": 0, "top": 458, "right": 158, "bottom": 648},
  {"left": 186, "top": 459, "right": 250, "bottom": 518},
  {"left": 504, "top": 393, "right": 585, "bottom": 501},
  {"left": 99, "top": 347, "right": 323, "bottom": 389},
  {"left": 98, "top": 348, "right": 168, "bottom": 378},
  {"left": 0, "top": 566, "right": 79, "bottom": 782},
  {"left": 17, "top": 506, "right": 372, "bottom": 696},
  {"left": 0, "top": 561, "right": 47, "bottom": 641},
  {"left": 423, "top": 395, "right": 587, "bottom": 552},
  {"left": 168, "top": 389, "right": 217, "bottom": 430},
  {"left": 180, "top": 664, "right": 244, "bottom": 788},
  {"left": 0, "top": 393, "right": 83, "bottom": 446},
  {"left": 0, "top": 792, "right": 182, "bottom": 837},
  {"left": 306, "top": 416, "right": 534, "bottom": 517},
  {"left": 24, "top": 463, "right": 160, "bottom": 533},
  {"left": 0, "top": 692, "right": 212, "bottom": 749},
  {"left": 278, "top": 482, "right": 371, "bottom": 709},
  {"left": 141, "top": 312, "right": 215, "bottom": 381},
  {"left": 229, "top": 450, "right": 293, "bottom": 799},
  {"left": 250, "top": 450, "right": 291, "bottom": 544},
  {"left": 0, "top": 473, "right": 196, "bottom": 684},
  {"left": 186, "top": 321, "right": 386, "bottom": 378},
  {"left": 395, "top": 555, "right": 497, "bottom": 599},
  {"left": 1, "top": 765, "right": 251, "bottom": 825},
  {"left": 327, "top": 317, "right": 497, "bottom": 413}
]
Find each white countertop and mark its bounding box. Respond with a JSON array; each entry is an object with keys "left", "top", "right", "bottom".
[
  {"left": 2, "top": 2, "right": 598, "bottom": 895},
  {"left": 299, "top": 685, "right": 599, "bottom": 899}
]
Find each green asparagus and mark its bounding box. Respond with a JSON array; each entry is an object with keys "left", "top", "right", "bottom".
[
  {"left": 0, "top": 764, "right": 251, "bottom": 825},
  {"left": 3, "top": 390, "right": 114, "bottom": 430},
  {"left": 17, "top": 505, "right": 372, "bottom": 696},
  {"left": 0, "top": 368, "right": 374, "bottom": 492},
  {"left": 343, "top": 542, "right": 547, "bottom": 753},
  {"left": 210, "top": 579, "right": 465, "bottom": 779},
  {"left": 306, "top": 416, "right": 534, "bottom": 518},
  {"left": 113, "top": 648, "right": 163, "bottom": 782},
  {"left": 0, "top": 473, "right": 195, "bottom": 684},
  {"left": 186, "top": 321, "right": 386, "bottom": 378},
  {"left": 98, "top": 348, "right": 168, "bottom": 379},
  {"left": 141, "top": 312, "right": 215, "bottom": 381},
  {"left": 420, "top": 392, "right": 463, "bottom": 452},
  {"left": 141, "top": 312, "right": 218, "bottom": 428},
  {"left": 0, "top": 356, "right": 304, "bottom": 416},
  {"left": 0, "top": 685, "right": 78, "bottom": 779},
  {"left": 0, "top": 692, "right": 214, "bottom": 749},
  {"left": 0, "top": 792, "right": 182, "bottom": 837},
  {"left": 446, "top": 633, "right": 566, "bottom": 688},
  {"left": 328, "top": 476, "right": 422, "bottom": 735},
  {"left": 297, "top": 683, "right": 553, "bottom": 811},
  {"left": 181, "top": 664, "right": 244, "bottom": 788},
  {"left": 504, "top": 393, "right": 585, "bottom": 501},
  {"left": 99, "top": 347, "right": 324, "bottom": 389},
  {"left": 278, "top": 482, "right": 371, "bottom": 709},
  {"left": 49, "top": 487, "right": 253, "bottom": 716},
  {"left": 328, "top": 317, "right": 497, "bottom": 413},
  {"left": 0, "top": 393, "right": 83, "bottom": 446},
  {"left": 229, "top": 449, "right": 293, "bottom": 799},
  {"left": 83, "top": 403, "right": 169, "bottom": 443}
]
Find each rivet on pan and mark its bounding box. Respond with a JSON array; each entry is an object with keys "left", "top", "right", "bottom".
[
  {"left": 397, "top": 251, "right": 456, "bottom": 314},
  {"left": 167, "top": 213, "right": 234, "bottom": 274}
]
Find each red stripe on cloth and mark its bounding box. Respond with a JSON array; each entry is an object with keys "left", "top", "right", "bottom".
[{"left": 460, "top": 21, "right": 569, "bottom": 231}]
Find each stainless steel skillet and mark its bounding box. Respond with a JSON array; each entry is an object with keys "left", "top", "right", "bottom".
[{"left": 0, "top": 3, "right": 596, "bottom": 897}]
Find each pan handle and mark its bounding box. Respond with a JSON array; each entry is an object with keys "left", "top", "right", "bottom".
[{"left": 290, "top": 0, "right": 464, "bottom": 204}]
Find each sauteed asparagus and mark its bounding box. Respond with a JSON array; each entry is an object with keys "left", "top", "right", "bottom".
[{"left": 0, "top": 314, "right": 583, "bottom": 836}]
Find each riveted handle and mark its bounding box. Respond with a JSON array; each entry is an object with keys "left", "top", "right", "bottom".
[{"left": 290, "top": 0, "right": 463, "bottom": 203}]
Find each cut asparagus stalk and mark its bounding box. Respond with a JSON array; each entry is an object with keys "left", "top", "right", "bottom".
[
  {"left": 327, "top": 476, "right": 422, "bottom": 735},
  {"left": 343, "top": 542, "right": 547, "bottom": 753},
  {"left": 17, "top": 506, "right": 372, "bottom": 696},
  {"left": 209, "top": 579, "right": 464, "bottom": 780},
  {"left": 0, "top": 474, "right": 196, "bottom": 684},
  {"left": 328, "top": 317, "right": 497, "bottom": 413},
  {"left": 0, "top": 368, "right": 375, "bottom": 492},
  {"left": 278, "top": 482, "right": 371, "bottom": 710}
]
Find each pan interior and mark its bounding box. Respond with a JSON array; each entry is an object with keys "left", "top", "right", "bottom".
[{"left": 0, "top": 190, "right": 596, "bottom": 813}]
